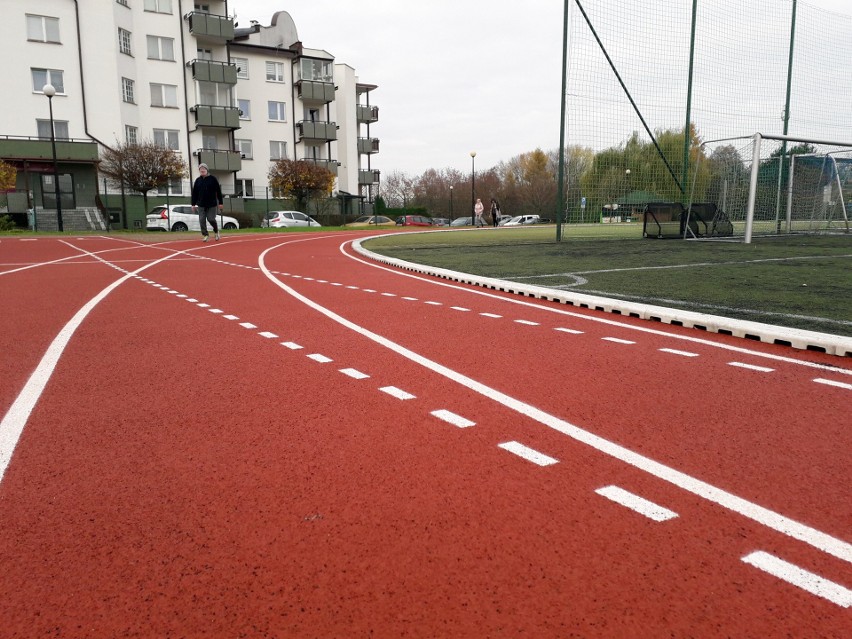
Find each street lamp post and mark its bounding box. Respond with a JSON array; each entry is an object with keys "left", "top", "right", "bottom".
[
  {"left": 42, "top": 84, "right": 63, "bottom": 232},
  {"left": 625, "top": 168, "right": 631, "bottom": 221},
  {"left": 470, "top": 151, "right": 476, "bottom": 225},
  {"left": 449, "top": 185, "right": 454, "bottom": 222}
]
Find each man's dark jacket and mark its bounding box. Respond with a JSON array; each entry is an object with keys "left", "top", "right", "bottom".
[{"left": 191, "top": 175, "right": 223, "bottom": 208}]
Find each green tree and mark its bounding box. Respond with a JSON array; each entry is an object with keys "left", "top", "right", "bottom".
[
  {"left": 0, "top": 159, "right": 16, "bottom": 191},
  {"left": 99, "top": 141, "right": 187, "bottom": 215},
  {"left": 267, "top": 159, "right": 335, "bottom": 211}
]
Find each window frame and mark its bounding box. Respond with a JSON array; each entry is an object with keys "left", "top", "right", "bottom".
[
  {"left": 267, "top": 101, "right": 286, "bottom": 122},
  {"left": 146, "top": 35, "right": 175, "bottom": 61},
  {"left": 153, "top": 128, "right": 180, "bottom": 150},
  {"left": 150, "top": 83, "right": 178, "bottom": 108},
  {"left": 118, "top": 27, "right": 132, "bottom": 56},
  {"left": 265, "top": 61, "right": 285, "bottom": 83},
  {"left": 144, "top": 0, "right": 173, "bottom": 14},
  {"left": 237, "top": 99, "right": 251, "bottom": 120},
  {"left": 36, "top": 119, "right": 69, "bottom": 140},
  {"left": 232, "top": 57, "right": 249, "bottom": 79},
  {"left": 269, "top": 140, "right": 287, "bottom": 160},
  {"left": 234, "top": 178, "right": 254, "bottom": 198},
  {"left": 235, "top": 139, "right": 253, "bottom": 160},
  {"left": 32, "top": 68, "right": 65, "bottom": 94},
  {"left": 26, "top": 14, "right": 61, "bottom": 43},
  {"left": 125, "top": 125, "right": 138, "bottom": 144}
]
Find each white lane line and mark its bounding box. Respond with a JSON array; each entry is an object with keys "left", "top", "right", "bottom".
[
  {"left": 177, "top": 294, "right": 188, "bottom": 298},
  {"left": 346, "top": 285, "right": 359, "bottom": 290},
  {"left": 515, "top": 319, "right": 540, "bottom": 326},
  {"left": 281, "top": 341, "right": 303, "bottom": 350},
  {"left": 331, "top": 282, "right": 343, "bottom": 287},
  {"left": 480, "top": 312, "right": 502, "bottom": 318},
  {"left": 425, "top": 301, "right": 443, "bottom": 306},
  {"left": 659, "top": 348, "right": 699, "bottom": 357},
  {"left": 186, "top": 298, "right": 198, "bottom": 303},
  {"left": 450, "top": 306, "right": 470, "bottom": 312},
  {"left": 814, "top": 378, "right": 852, "bottom": 391},
  {"left": 729, "top": 362, "right": 775, "bottom": 373},
  {"left": 208, "top": 309, "right": 224, "bottom": 314},
  {"left": 259, "top": 331, "right": 279, "bottom": 339},
  {"left": 498, "top": 441, "right": 559, "bottom": 466},
  {"left": 555, "top": 327, "right": 584, "bottom": 334},
  {"left": 402, "top": 296, "right": 419, "bottom": 301},
  {"left": 602, "top": 337, "right": 636, "bottom": 345},
  {"left": 380, "top": 386, "right": 416, "bottom": 400},
  {"left": 239, "top": 322, "right": 257, "bottom": 329},
  {"left": 262, "top": 245, "right": 852, "bottom": 565},
  {"left": 223, "top": 314, "right": 239, "bottom": 320},
  {"left": 307, "top": 353, "right": 333, "bottom": 363},
  {"left": 595, "top": 485, "right": 679, "bottom": 522},
  {"left": 431, "top": 410, "right": 476, "bottom": 428},
  {"left": 339, "top": 368, "right": 370, "bottom": 379},
  {"left": 741, "top": 551, "right": 852, "bottom": 608},
  {"left": 381, "top": 292, "right": 397, "bottom": 297},
  {"left": 363, "top": 288, "right": 377, "bottom": 293}
]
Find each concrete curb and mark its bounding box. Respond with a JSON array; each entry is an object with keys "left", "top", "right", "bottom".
[{"left": 352, "top": 235, "right": 852, "bottom": 358}]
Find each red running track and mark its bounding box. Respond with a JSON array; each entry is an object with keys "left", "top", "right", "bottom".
[{"left": 0, "top": 232, "right": 850, "bottom": 637}]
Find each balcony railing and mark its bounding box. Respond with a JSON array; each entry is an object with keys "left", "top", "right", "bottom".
[
  {"left": 297, "top": 121, "right": 337, "bottom": 143},
  {"left": 357, "top": 137, "right": 380, "bottom": 154},
  {"left": 299, "top": 158, "right": 338, "bottom": 176},
  {"left": 297, "top": 80, "right": 335, "bottom": 103},
  {"left": 191, "top": 104, "right": 241, "bottom": 129},
  {"left": 356, "top": 105, "right": 379, "bottom": 123},
  {"left": 195, "top": 148, "right": 242, "bottom": 172},
  {"left": 190, "top": 59, "right": 238, "bottom": 85},
  {"left": 0, "top": 136, "right": 98, "bottom": 162},
  {"left": 186, "top": 11, "right": 234, "bottom": 41},
  {"left": 358, "top": 169, "right": 381, "bottom": 185}
]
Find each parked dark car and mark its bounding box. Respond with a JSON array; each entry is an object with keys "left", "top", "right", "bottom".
[{"left": 396, "top": 215, "right": 433, "bottom": 227}]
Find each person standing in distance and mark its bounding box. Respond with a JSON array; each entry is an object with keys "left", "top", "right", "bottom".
[
  {"left": 191, "top": 163, "right": 223, "bottom": 242},
  {"left": 490, "top": 198, "right": 501, "bottom": 227},
  {"left": 474, "top": 198, "right": 484, "bottom": 227}
]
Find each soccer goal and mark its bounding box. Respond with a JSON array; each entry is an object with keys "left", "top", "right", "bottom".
[{"left": 689, "top": 134, "right": 851, "bottom": 243}]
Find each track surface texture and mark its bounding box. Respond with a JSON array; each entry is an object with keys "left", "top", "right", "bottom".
[{"left": 1, "top": 233, "right": 850, "bottom": 638}]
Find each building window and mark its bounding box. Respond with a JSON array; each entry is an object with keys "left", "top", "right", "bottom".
[
  {"left": 235, "top": 179, "right": 254, "bottom": 198},
  {"left": 118, "top": 28, "right": 132, "bottom": 55},
  {"left": 269, "top": 141, "right": 287, "bottom": 160},
  {"left": 121, "top": 77, "right": 135, "bottom": 103},
  {"left": 153, "top": 128, "right": 180, "bottom": 150},
  {"left": 238, "top": 99, "right": 250, "bottom": 120},
  {"left": 41, "top": 173, "right": 75, "bottom": 210},
  {"left": 32, "top": 69, "right": 64, "bottom": 94},
  {"left": 147, "top": 35, "right": 175, "bottom": 61},
  {"left": 194, "top": 4, "right": 210, "bottom": 13},
  {"left": 125, "top": 125, "right": 138, "bottom": 144},
  {"left": 267, "top": 101, "right": 286, "bottom": 122},
  {"left": 36, "top": 119, "right": 69, "bottom": 140},
  {"left": 300, "top": 58, "right": 332, "bottom": 83},
  {"left": 232, "top": 57, "right": 248, "bottom": 79},
  {"left": 26, "top": 14, "right": 61, "bottom": 43},
  {"left": 202, "top": 135, "right": 217, "bottom": 150},
  {"left": 235, "top": 139, "right": 253, "bottom": 160},
  {"left": 116, "top": 0, "right": 129, "bottom": 7},
  {"left": 196, "top": 48, "right": 213, "bottom": 61},
  {"left": 265, "top": 62, "right": 285, "bottom": 82},
  {"left": 144, "top": 0, "right": 173, "bottom": 13},
  {"left": 150, "top": 83, "right": 178, "bottom": 107}
]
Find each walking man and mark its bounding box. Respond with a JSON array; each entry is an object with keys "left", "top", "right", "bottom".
[{"left": 191, "top": 163, "right": 223, "bottom": 242}]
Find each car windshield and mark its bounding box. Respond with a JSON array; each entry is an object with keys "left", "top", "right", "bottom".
[{"left": 353, "top": 216, "right": 371, "bottom": 223}]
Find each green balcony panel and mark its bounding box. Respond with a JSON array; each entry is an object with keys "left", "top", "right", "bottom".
[
  {"left": 189, "top": 12, "right": 234, "bottom": 41},
  {"left": 193, "top": 106, "right": 240, "bottom": 129},
  {"left": 299, "top": 81, "right": 335, "bottom": 102},
  {"left": 198, "top": 150, "right": 241, "bottom": 172},
  {"left": 0, "top": 138, "right": 98, "bottom": 162}
]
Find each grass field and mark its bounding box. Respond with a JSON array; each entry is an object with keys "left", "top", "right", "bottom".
[{"left": 364, "top": 225, "right": 852, "bottom": 337}]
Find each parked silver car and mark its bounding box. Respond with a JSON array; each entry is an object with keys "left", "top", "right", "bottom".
[
  {"left": 262, "top": 210, "right": 320, "bottom": 228},
  {"left": 146, "top": 205, "right": 239, "bottom": 232}
]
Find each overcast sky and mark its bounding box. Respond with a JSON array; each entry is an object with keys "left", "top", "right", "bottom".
[{"left": 231, "top": 0, "right": 851, "bottom": 177}]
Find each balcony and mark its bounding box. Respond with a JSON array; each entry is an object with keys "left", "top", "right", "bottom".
[
  {"left": 297, "top": 121, "right": 337, "bottom": 143},
  {"left": 195, "top": 148, "right": 242, "bottom": 172},
  {"left": 356, "top": 105, "right": 379, "bottom": 123},
  {"left": 358, "top": 169, "right": 381, "bottom": 185},
  {"left": 299, "top": 158, "right": 338, "bottom": 176},
  {"left": 0, "top": 136, "right": 98, "bottom": 162},
  {"left": 190, "top": 59, "right": 238, "bottom": 85},
  {"left": 191, "top": 104, "right": 241, "bottom": 129},
  {"left": 297, "top": 80, "right": 335, "bottom": 103},
  {"left": 357, "top": 137, "right": 380, "bottom": 154},
  {"left": 186, "top": 11, "right": 234, "bottom": 42}
]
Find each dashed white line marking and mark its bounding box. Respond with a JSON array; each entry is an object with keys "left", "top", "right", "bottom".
[
  {"left": 307, "top": 353, "right": 333, "bottom": 363},
  {"left": 186, "top": 298, "right": 198, "bottom": 303},
  {"left": 339, "top": 368, "right": 370, "bottom": 379},
  {"left": 346, "top": 285, "right": 359, "bottom": 290},
  {"left": 208, "top": 309, "right": 224, "bottom": 314},
  {"left": 197, "top": 303, "right": 210, "bottom": 308},
  {"left": 480, "top": 312, "right": 502, "bottom": 318},
  {"left": 498, "top": 441, "right": 559, "bottom": 466},
  {"left": 431, "top": 410, "right": 476, "bottom": 428},
  {"left": 223, "top": 314, "right": 239, "bottom": 321},
  {"left": 317, "top": 279, "right": 328, "bottom": 283},
  {"left": 281, "top": 341, "right": 303, "bottom": 350},
  {"left": 381, "top": 292, "right": 397, "bottom": 297},
  {"left": 595, "top": 485, "right": 679, "bottom": 522},
  {"left": 239, "top": 322, "right": 257, "bottom": 329},
  {"left": 813, "top": 378, "right": 852, "bottom": 391},
  {"left": 177, "top": 294, "right": 188, "bottom": 299},
  {"left": 425, "top": 301, "right": 443, "bottom": 306},
  {"left": 402, "top": 296, "right": 418, "bottom": 301},
  {"left": 450, "top": 306, "right": 470, "bottom": 312},
  {"left": 515, "top": 319, "right": 540, "bottom": 326},
  {"left": 363, "top": 289, "right": 377, "bottom": 293},
  {"left": 729, "top": 362, "right": 775, "bottom": 373},
  {"left": 659, "top": 348, "right": 699, "bottom": 357},
  {"left": 555, "top": 327, "right": 584, "bottom": 334},
  {"left": 741, "top": 551, "right": 852, "bottom": 608},
  {"left": 379, "top": 386, "right": 416, "bottom": 400},
  {"left": 330, "top": 282, "right": 342, "bottom": 286},
  {"left": 259, "top": 331, "right": 278, "bottom": 339},
  {"left": 167, "top": 290, "right": 179, "bottom": 295},
  {"left": 602, "top": 337, "right": 636, "bottom": 345}
]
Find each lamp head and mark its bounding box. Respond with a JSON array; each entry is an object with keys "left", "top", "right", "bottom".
[
  {"left": 470, "top": 151, "right": 477, "bottom": 158},
  {"left": 42, "top": 84, "right": 56, "bottom": 98}
]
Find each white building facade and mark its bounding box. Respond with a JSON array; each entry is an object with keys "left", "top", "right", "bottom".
[{"left": 0, "top": 0, "right": 379, "bottom": 226}]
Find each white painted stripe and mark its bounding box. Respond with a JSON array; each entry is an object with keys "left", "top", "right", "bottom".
[
  {"left": 729, "top": 362, "right": 775, "bottom": 373},
  {"left": 425, "top": 301, "right": 443, "bottom": 306},
  {"left": 555, "top": 327, "right": 584, "bottom": 334},
  {"left": 742, "top": 551, "right": 852, "bottom": 608},
  {"left": 431, "top": 410, "right": 475, "bottom": 428},
  {"left": 450, "top": 306, "right": 470, "bottom": 312},
  {"left": 595, "top": 485, "right": 679, "bottom": 522},
  {"left": 317, "top": 279, "right": 328, "bottom": 283},
  {"left": 280, "top": 341, "right": 303, "bottom": 350},
  {"left": 197, "top": 303, "right": 210, "bottom": 308},
  {"left": 177, "top": 294, "right": 188, "bottom": 298},
  {"left": 814, "top": 378, "right": 852, "bottom": 391},
  {"left": 307, "top": 353, "right": 333, "bottom": 363},
  {"left": 331, "top": 282, "right": 343, "bottom": 286},
  {"left": 363, "top": 289, "right": 376, "bottom": 293},
  {"left": 402, "top": 296, "right": 418, "bottom": 301},
  {"left": 515, "top": 319, "right": 539, "bottom": 326},
  {"left": 239, "top": 322, "right": 257, "bottom": 329},
  {"left": 659, "top": 348, "right": 699, "bottom": 357},
  {"left": 259, "top": 331, "right": 278, "bottom": 339},
  {"left": 303, "top": 277, "right": 314, "bottom": 280},
  {"left": 208, "top": 309, "right": 224, "bottom": 314},
  {"left": 480, "top": 312, "right": 502, "bottom": 318},
  {"left": 602, "top": 337, "right": 636, "bottom": 344},
  {"left": 379, "top": 386, "right": 416, "bottom": 400},
  {"left": 167, "top": 290, "right": 179, "bottom": 295},
  {"left": 346, "top": 285, "right": 359, "bottom": 289},
  {"left": 186, "top": 298, "right": 198, "bottom": 303},
  {"left": 498, "top": 441, "right": 559, "bottom": 466},
  {"left": 381, "top": 292, "right": 396, "bottom": 297},
  {"left": 223, "top": 314, "right": 239, "bottom": 320},
  {"left": 339, "top": 368, "right": 369, "bottom": 379}
]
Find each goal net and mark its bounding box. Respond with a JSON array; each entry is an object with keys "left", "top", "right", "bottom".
[{"left": 689, "top": 134, "right": 851, "bottom": 242}]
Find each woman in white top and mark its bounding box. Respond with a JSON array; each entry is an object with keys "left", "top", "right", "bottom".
[{"left": 474, "top": 198, "right": 484, "bottom": 227}]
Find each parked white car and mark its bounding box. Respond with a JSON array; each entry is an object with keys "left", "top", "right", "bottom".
[
  {"left": 262, "top": 210, "right": 321, "bottom": 228},
  {"left": 146, "top": 205, "right": 239, "bottom": 232},
  {"left": 502, "top": 214, "right": 541, "bottom": 226}
]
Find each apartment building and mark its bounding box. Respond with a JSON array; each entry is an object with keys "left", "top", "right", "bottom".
[{"left": 0, "top": 0, "right": 379, "bottom": 228}]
